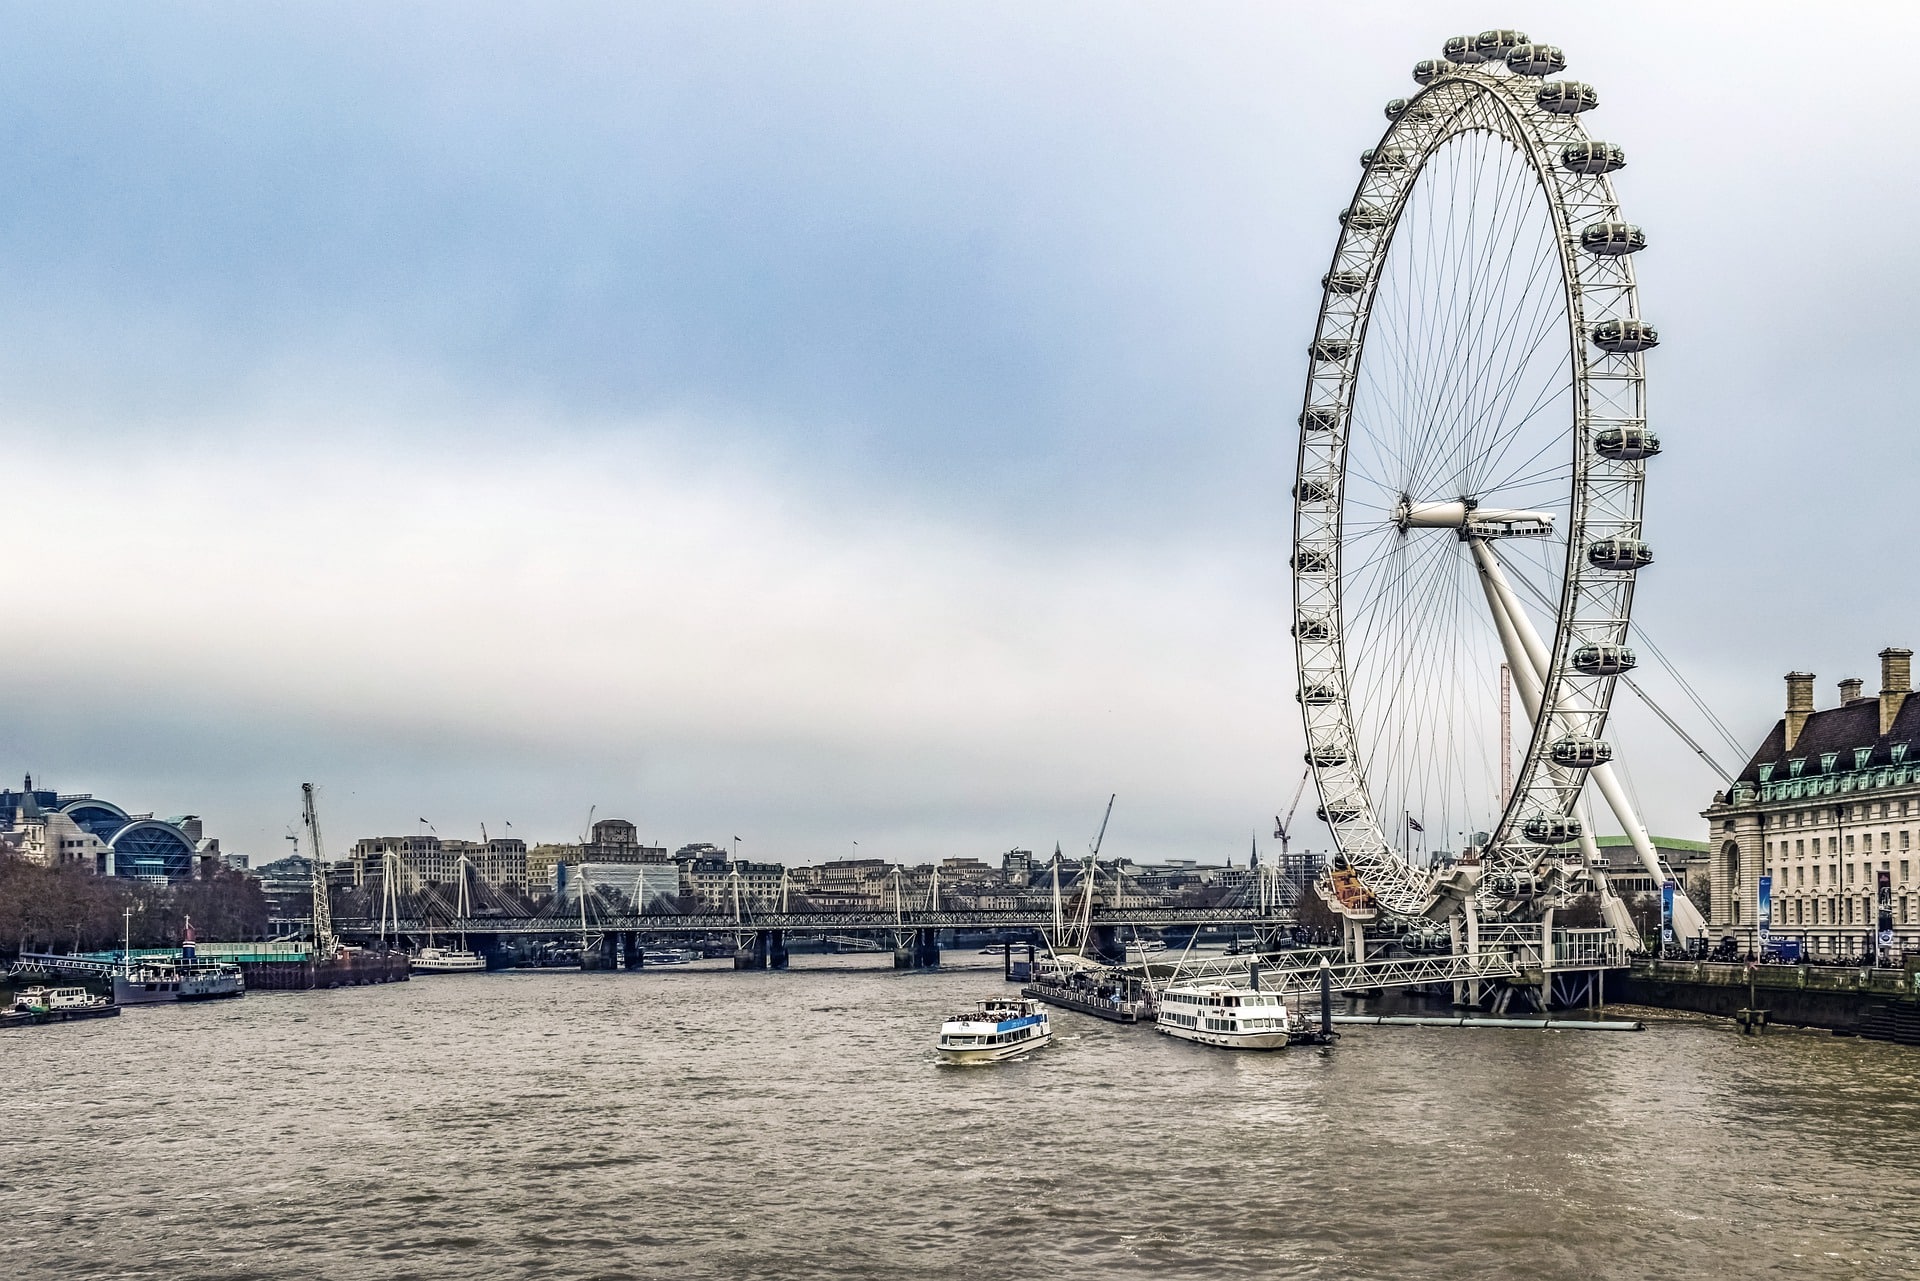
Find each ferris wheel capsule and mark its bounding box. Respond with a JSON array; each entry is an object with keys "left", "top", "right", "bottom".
[
  {"left": 1550, "top": 735, "right": 1613, "bottom": 769},
  {"left": 1292, "top": 547, "right": 1334, "bottom": 573},
  {"left": 1594, "top": 426, "right": 1660, "bottom": 460},
  {"left": 1591, "top": 318, "right": 1658, "bottom": 353},
  {"left": 1537, "top": 81, "right": 1599, "bottom": 114},
  {"left": 1360, "top": 146, "right": 1411, "bottom": 170},
  {"left": 1294, "top": 477, "right": 1335, "bottom": 504},
  {"left": 1299, "top": 405, "right": 1341, "bottom": 431},
  {"left": 1322, "top": 270, "right": 1368, "bottom": 295},
  {"left": 1340, "top": 204, "right": 1392, "bottom": 230},
  {"left": 1412, "top": 58, "right": 1454, "bottom": 85},
  {"left": 1506, "top": 44, "right": 1567, "bottom": 77},
  {"left": 1318, "top": 803, "right": 1364, "bottom": 824},
  {"left": 1587, "top": 537, "right": 1653, "bottom": 572},
  {"left": 1307, "top": 745, "right": 1350, "bottom": 768},
  {"left": 1298, "top": 680, "right": 1341, "bottom": 705},
  {"left": 1293, "top": 616, "right": 1332, "bottom": 641},
  {"left": 1474, "top": 29, "right": 1530, "bottom": 60},
  {"left": 1521, "top": 814, "right": 1582, "bottom": 846},
  {"left": 1441, "top": 34, "right": 1486, "bottom": 64},
  {"left": 1561, "top": 141, "right": 1626, "bottom": 174},
  {"left": 1580, "top": 222, "right": 1646, "bottom": 256},
  {"left": 1572, "top": 644, "right": 1637, "bottom": 676},
  {"left": 1308, "top": 340, "right": 1353, "bottom": 363}
]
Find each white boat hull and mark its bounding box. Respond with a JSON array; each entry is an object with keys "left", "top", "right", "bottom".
[
  {"left": 940, "top": 1028, "right": 1052, "bottom": 1063},
  {"left": 1155, "top": 1024, "right": 1290, "bottom": 1051}
]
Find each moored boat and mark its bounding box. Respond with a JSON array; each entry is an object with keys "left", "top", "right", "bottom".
[
  {"left": 113, "top": 960, "right": 246, "bottom": 1004},
  {"left": 937, "top": 997, "right": 1052, "bottom": 1063},
  {"left": 112, "top": 916, "right": 245, "bottom": 1005},
  {"left": 642, "top": 948, "right": 698, "bottom": 965},
  {"left": 5, "top": 985, "right": 121, "bottom": 1026},
  {"left": 410, "top": 945, "right": 487, "bottom": 974},
  {"left": 1155, "top": 982, "right": 1291, "bottom": 1050}
]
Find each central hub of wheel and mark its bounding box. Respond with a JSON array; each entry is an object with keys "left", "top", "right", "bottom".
[{"left": 1395, "top": 496, "right": 1554, "bottom": 538}]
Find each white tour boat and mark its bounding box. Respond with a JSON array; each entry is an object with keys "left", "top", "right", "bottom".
[
  {"left": 937, "top": 997, "right": 1052, "bottom": 1063},
  {"left": 410, "top": 945, "right": 487, "bottom": 974},
  {"left": 1155, "top": 982, "right": 1291, "bottom": 1050}
]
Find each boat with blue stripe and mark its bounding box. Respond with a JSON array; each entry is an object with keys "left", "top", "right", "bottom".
[{"left": 937, "top": 997, "right": 1052, "bottom": 1063}]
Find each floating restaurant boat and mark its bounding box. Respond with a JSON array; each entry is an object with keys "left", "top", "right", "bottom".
[
  {"left": 409, "top": 945, "right": 487, "bottom": 974},
  {"left": 112, "top": 916, "right": 245, "bottom": 1005},
  {"left": 642, "top": 948, "right": 698, "bottom": 965},
  {"left": 937, "top": 997, "right": 1052, "bottom": 1063},
  {"left": 113, "top": 958, "right": 246, "bottom": 1004},
  {"left": 1155, "top": 982, "right": 1292, "bottom": 1050}
]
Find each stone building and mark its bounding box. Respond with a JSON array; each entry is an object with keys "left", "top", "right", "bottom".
[
  {"left": 1702, "top": 648, "right": 1919, "bottom": 959},
  {"left": 349, "top": 835, "right": 453, "bottom": 888},
  {"left": 439, "top": 837, "right": 529, "bottom": 893}
]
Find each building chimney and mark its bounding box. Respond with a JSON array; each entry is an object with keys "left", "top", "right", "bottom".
[
  {"left": 1879, "top": 647, "right": 1912, "bottom": 737},
  {"left": 1839, "top": 677, "right": 1865, "bottom": 704},
  {"left": 1784, "top": 671, "right": 1815, "bottom": 752}
]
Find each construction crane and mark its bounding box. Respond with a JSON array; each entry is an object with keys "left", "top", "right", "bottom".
[
  {"left": 1089, "top": 793, "right": 1116, "bottom": 859},
  {"left": 300, "top": 782, "right": 337, "bottom": 961},
  {"left": 1273, "top": 768, "right": 1310, "bottom": 858}
]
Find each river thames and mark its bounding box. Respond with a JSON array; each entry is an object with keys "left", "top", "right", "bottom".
[{"left": 5, "top": 956, "right": 1919, "bottom": 1280}]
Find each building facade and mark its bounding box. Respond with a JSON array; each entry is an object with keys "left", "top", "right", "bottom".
[
  {"left": 440, "top": 837, "right": 529, "bottom": 893},
  {"left": 0, "top": 776, "right": 209, "bottom": 884},
  {"left": 1703, "top": 649, "right": 1920, "bottom": 959}
]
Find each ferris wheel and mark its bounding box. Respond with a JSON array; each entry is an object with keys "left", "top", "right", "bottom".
[{"left": 1291, "top": 30, "right": 1702, "bottom": 937}]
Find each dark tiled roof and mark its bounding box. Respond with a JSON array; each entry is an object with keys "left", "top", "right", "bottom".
[{"left": 1738, "top": 694, "right": 1920, "bottom": 783}]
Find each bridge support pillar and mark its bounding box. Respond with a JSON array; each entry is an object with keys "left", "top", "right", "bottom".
[
  {"left": 579, "top": 935, "right": 616, "bottom": 971},
  {"left": 893, "top": 928, "right": 940, "bottom": 969},
  {"left": 766, "top": 929, "right": 788, "bottom": 970},
  {"left": 1343, "top": 917, "right": 1366, "bottom": 965},
  {"left": 734, "top": 933, "right": 770, "bottom": 969},
  {"left": 620, "top": 931, "right": 644, "bottom": 971}
]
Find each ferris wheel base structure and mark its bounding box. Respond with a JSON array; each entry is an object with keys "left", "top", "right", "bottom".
[{"left": 1291, "top": 29, "right": 1706, "bottom": 949}]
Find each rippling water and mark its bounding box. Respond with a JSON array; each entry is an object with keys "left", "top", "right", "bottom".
[{"left": 6, "top": 955, "right": 1920, "bottom": 1279}]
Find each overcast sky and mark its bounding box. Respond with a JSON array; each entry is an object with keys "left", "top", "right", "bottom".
[{"left": 4, "top": 2, "right": 1916, "bottom": 865}]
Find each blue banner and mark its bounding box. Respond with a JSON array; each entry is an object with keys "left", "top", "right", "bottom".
[
  {"left": 1661, "top": 880, "right": 1675, "bottom": 949},
  {"left": 1757, "top": 874, "right": 1772, "bottom": 957}
]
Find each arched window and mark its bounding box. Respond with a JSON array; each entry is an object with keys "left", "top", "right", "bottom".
[{"left": 1723, "top": 841, "right": 1742, "bottom": 924}]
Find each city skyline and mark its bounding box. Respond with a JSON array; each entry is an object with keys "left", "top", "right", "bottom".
[{"left": 4, "top": 3, "right": 1917, "bottom": 863}]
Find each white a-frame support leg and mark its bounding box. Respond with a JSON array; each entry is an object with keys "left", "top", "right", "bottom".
[{"left": 1469, "top": 538, "right": 1706, "bottom": 942}]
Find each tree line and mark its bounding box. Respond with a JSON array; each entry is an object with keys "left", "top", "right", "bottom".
[{"left": 0, "top": 853, "right": 268, "bottom": 957}]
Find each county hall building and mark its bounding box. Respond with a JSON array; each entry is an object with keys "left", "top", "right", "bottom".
[{"left": 1702, "top": 648, "right": 1919, "bottom": 959}]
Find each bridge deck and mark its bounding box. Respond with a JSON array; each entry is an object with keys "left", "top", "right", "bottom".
[{"left": 335, "top": 905, "right": 1293, "bottom": 937}]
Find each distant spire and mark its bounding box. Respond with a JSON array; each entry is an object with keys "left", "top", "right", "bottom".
[{"left": 20, "top": 774, "right": 41, "bottom": 822}]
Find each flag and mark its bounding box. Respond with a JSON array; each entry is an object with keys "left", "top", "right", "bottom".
[{"left": 1407, "top": 815, "right": 1424, "bottom": 833}]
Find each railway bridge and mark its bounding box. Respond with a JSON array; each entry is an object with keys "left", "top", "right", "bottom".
[{"left": 332, "top": 904, "right": 1299, "bottom": 970}]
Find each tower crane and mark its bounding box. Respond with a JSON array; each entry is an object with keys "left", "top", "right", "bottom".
[{"left": 1273, "top": 768, "right": 1310, "bottom": 860}]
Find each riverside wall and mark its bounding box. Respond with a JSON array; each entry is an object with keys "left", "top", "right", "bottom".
[{"left": 1616, "top": 959, "right": 1920, "bottom": 1042}]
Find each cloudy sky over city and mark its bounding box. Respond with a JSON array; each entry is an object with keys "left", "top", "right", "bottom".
[{"left": 4, "top": 1, "right": 1917, "bottom": 864}]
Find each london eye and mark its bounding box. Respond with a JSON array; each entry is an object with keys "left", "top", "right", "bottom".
[{"left": 1291, "top": 30, "right": 1704, "bottom": 941}]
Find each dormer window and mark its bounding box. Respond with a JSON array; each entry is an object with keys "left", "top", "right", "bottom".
[
  {"left": 1758, "top": 764, "right": 1775, "bottom": 783},
  {"left": 1789, "top": 759, "right": 1806, "bottom": 778},
  {"left": 1820, "top": 752, "right": 1839, "bottom": 773},
  {"left": 1855, "top": 747, "right": 1873, "bottom": 769},
  {"left": 1895, "top": 743, "right": 1910, "bottom": 765}
]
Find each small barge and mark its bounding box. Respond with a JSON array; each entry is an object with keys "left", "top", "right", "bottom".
[{"left": 3, "top": 986, "right": 121, "bottom": 1028}]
